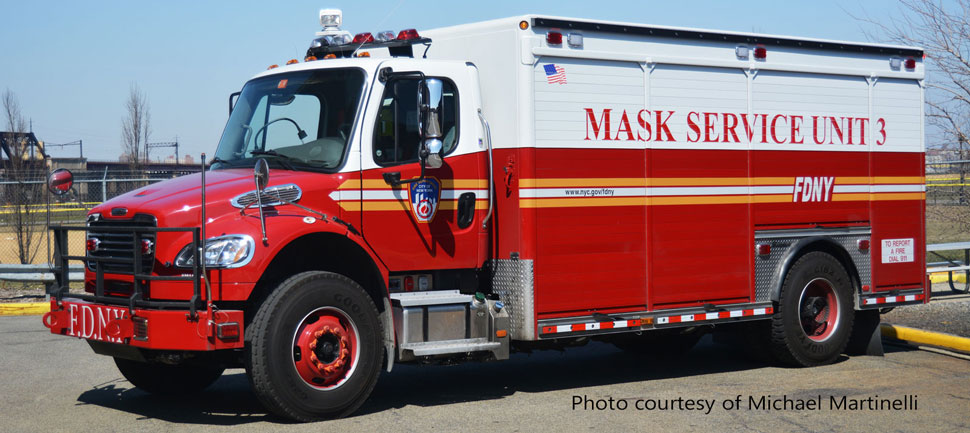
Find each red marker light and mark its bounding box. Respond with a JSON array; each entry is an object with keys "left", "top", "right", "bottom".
[
  {"left": 86, "top": 238, "right": 100, "bottom": 252},
  {"left": 546, "top": 31, "right": 563, "bottom": 45},
  {"left": 396, "top": 29, "right": 420, "bottom": 40},
  {"left": 754, "top": 46, "right": 767, "bottom": 60},
  {"left": 353, "top": 32, "right": 374, "bottom": 44},
  {"left": 857, "top": 239, "right": 870, "bottom": 251},
  {"left": 404, "top": 276, "right": 414, "bottom": 292},
  {"left": 904, "top": 57, "right": 916, "bottom": 70},
  {"left": 755, "top": 243, "right": 771, "bottom": 256}
]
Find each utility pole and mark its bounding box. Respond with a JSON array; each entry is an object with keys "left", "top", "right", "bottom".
[{"left": 146, "top": 138, "right": 180, "bottom": 164}]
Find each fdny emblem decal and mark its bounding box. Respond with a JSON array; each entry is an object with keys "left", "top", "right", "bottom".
[{"left": 408, "top": 178, "right": 441, "bottom": 222}]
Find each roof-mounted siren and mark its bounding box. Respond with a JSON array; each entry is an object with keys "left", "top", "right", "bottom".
[
  {"left": 305, "top": 9, "right": 432, "bottom": 59},
  {"left": 310, "top": 9, "right": 353, "bottom": 51}
]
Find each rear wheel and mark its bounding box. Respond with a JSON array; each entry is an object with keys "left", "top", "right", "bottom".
[
  {"left": 246, "top": 271, "right": 382, "bottom": 422},
  {"left": 770, "top": 252, "right": 854, "bottom": 366},
  {"left": 114, "top": 358, "right": 224, "bottom": 395}
]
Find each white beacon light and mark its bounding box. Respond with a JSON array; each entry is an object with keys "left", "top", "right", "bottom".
[{"left": 319, "top": 9, "right": 342, "bottom": 28}]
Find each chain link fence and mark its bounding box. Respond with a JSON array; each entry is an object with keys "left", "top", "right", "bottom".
[
  {"left": 927, "top": 160, "right": 970, "bottom": 245},
  {"left": 0, "top": 168, "right": 199, "bottom": 265}
]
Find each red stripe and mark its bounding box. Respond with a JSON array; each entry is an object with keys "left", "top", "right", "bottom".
[
  {"left": 719, "top": 311, "right": 730, "bottom": 318},
  {"left": 669, "top": 316, "right": 681, "bottom": 323},
  {"left": 629, "top": 319, "right": 642, "bottom": 327},
  {"left": 601, "top": 322, "right": 614, "bottom": 329},
  {"left": 571, "top": 324, "right": 584, "bottom": 332},
  {"left": 542, "top": 326, "right": 556, "bottom": 334},
  {"left": 766, "top": 307, "right": 774, "bottom": 314},
  {"left": 742, "top": 310, "right": 753, "bottom": 316}
]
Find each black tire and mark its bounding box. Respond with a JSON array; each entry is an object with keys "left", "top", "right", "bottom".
[
  {"left": 114, "top": 357, "right": 224, "bottom": 395},
  {"left": 611, "top": 327, "right": 705, "bottom": 359},
  {"left": 246, "top": 271, "right": 382, "bottom": 422},
  {"left": 770, "top": 252, "right": 854, "bottom": 367}
]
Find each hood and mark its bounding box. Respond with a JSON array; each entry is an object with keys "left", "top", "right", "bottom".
[{"left": 91, "top": 169, "right": 343, "bottom": 228}]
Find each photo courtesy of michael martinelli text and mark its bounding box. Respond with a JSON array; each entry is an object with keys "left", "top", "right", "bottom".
[{"left": 572, "top": 394, "right": 918, "bottom": 414}]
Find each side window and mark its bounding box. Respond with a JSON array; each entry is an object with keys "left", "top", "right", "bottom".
[{"left": 373, "top": 78, "right": 458, "bottom": 166}]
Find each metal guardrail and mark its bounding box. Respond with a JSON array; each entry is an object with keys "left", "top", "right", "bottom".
[
  {"left": 0, "top": 264, "right": 85, "bottom": 295},
  {"left": 927, "top": 241, "right": 970, "bottom": 294}
]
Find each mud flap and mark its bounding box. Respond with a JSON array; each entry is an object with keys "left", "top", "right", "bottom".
[
  {"left": 845, "top": 309, "right": 883, "bottom": 356},
  {"left": 382, "top": 297, "right": 395, "bottom": 372}
]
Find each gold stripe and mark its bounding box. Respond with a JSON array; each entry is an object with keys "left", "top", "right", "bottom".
[
  {"left": 339, "top": 179, "right": 488, "bottom": 190},
  {"left": 519, "top": 176, "right": 925, "bottom": 188},
  {"left": 836, "top": 176, "right": 925, "bottom": 184},
  {"left": 338, "top": 200, "right": 488, "bottom": 212},
  {"left": 520, "top": 192, "right": 924, "bottom": 208},
  {"left": 831, "top": 192, "right": 926, "bottom": 202}
]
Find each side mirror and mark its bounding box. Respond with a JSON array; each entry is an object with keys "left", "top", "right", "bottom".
[
  {"left": 418, "top": 79, "right": 444, "bottom": 169},
  {"left": 229, "top": 91, "right": 241, "bottom": 115},
  {"left": 47, "top": 168, "right": 74, "bottom": 196},
  {"left": 254, "top": 158, "right": 269, "bottom": 191}
]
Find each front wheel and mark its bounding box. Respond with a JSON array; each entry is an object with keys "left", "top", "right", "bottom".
[
  {"left": 769, "top": 252, "right": 854, "bottom": 367},
  {"left": 246, "top": 271, "right": 382, "bottom": 422}
]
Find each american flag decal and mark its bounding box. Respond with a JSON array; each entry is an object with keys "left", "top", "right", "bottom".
[{"left": 543, "top": 64, "right": 567, "bottom": 84}]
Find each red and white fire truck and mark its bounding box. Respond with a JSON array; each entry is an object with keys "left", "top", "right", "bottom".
[{"left": 42, "top": 10, "right": 927, "bottom": 421}]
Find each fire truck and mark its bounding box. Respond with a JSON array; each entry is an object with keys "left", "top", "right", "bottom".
[{"left": 42, "top": 10, "right": 927, "bottom": 421}]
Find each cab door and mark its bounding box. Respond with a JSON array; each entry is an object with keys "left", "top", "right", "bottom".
[{"left": 356, "top": 61, "right": 488, "bottom": 272}]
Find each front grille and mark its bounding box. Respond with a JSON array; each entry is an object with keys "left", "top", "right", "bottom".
[
  {"left": 86, "top": 214, "right": 156, "bottom": 274},
  {"left": 231, "top": 183, "right": 302, "bottom": 208}
]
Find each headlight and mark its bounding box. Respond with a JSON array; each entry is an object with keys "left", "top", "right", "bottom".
[{"left": 174, "top": 234, "right": 255, "bottom": 269}]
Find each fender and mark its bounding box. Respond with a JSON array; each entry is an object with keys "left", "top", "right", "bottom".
[
  {"left": 250, "top": 215, "right": 397, "bottom": 371},
  {"left": 768, "top": 236, "right": 860, "bottom": 303}
]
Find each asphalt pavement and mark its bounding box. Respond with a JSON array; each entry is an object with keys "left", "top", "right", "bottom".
[{"left": 1, "top": 315, "right": 968, "bottom": 432}]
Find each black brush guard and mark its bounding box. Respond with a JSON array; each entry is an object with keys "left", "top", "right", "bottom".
[{"left": 49, "top": 225, "right": 203, "bottom": 318}]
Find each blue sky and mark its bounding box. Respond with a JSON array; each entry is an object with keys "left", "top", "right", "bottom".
[{"left": 0, "top": 1, "right": 918, "bottom": 162}]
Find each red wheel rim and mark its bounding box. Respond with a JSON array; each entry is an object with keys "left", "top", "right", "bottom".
[
  {"left": 291, "top": 307, "right": 359, "bottom": 389},
  {"left": 798, "top": 278, "right": 840, "bottom": 342}
]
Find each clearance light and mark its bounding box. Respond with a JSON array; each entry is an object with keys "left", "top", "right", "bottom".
[
  {"left": 754, "top": 46, "right": 767, "bottom": 60},
  {"left": 755, "top": 243, "right": 771, "bottom": 256},
  {"left": 375, "top": 30, "right": 396, "bottom": 42},
  {"left": 324, "top": 54, "right": 337, "bottom": 59},
  {"left": 355, "top": 51, "right": 370, "bottom": 58},
  {"left": 353, "top": 32, "right": 374, "bottom": 44},
  {"left": 286, "top": 59, "right": 299, "bottom": 65},
  {"left": 904, "top": 57, "right": 916, "bottom": 70},
  {"left": 404, "top": 276, "right": 415, "bottom": 292},
  {"left": 496, "top": 330, "right": 508, "bottom": 338},
  {"left": 216, "top": 322, "right": 240, "bottom": 340},
  {"left": 546, "top": 31, "right": 563, "bottom": 45},
  {"left": 267, "top": 64, "right": 279, "bottom": 70},
  {"left": 519, "top": 20, "right": 529, "bottom": 30},
  {"left": 567, "top": 33, "right": 583, "bottom": 48},
  {"left": 305, "top": 56, "right": 317, "bottom": 62},
  {"left": 396, "top": 29, "right": 420, "bottom": 40}
]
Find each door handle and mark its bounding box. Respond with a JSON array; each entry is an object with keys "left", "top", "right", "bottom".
[{"left": 457, "top": 192, "right": 476, "bottom": 229}]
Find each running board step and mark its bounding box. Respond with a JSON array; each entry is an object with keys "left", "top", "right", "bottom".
[{"left": 401, "top": 338, "right": 502, "bottom": 357}]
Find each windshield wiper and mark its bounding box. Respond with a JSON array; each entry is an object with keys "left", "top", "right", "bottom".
[{"left": 250, "top": 150, "right": 296, "bottom": 170}]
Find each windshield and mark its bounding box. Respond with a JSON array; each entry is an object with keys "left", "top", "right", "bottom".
[{"left": 213, "top": 68, "right": 365, "bottom": 171}]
